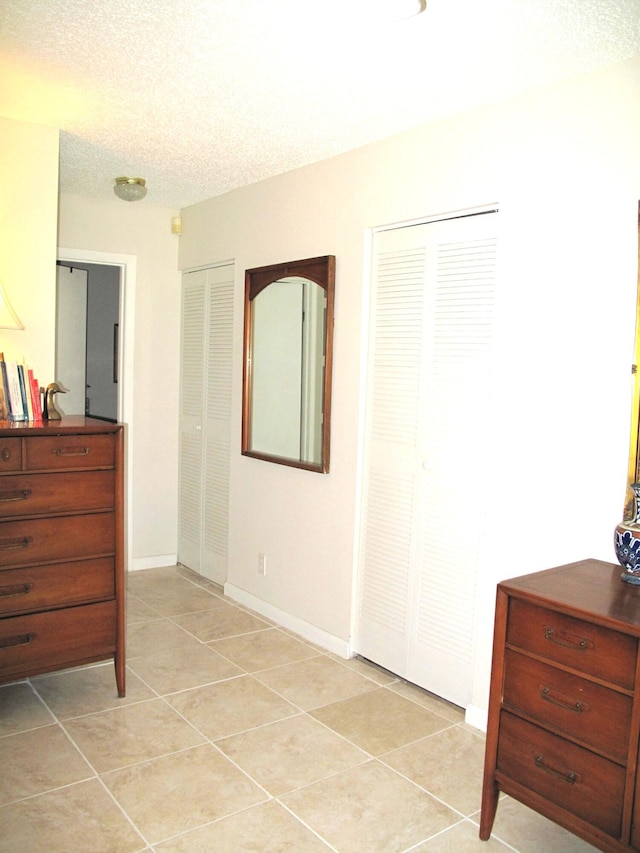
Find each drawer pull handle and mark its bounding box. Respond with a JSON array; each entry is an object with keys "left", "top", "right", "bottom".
[
  {"left": 534, "top": 754, "right": 580, "bottom": 785},
  {"left": 0, "top": 582, "right": 33, "bottom": 598},
  {"left": 544, "top": 627, "right": 593, "bottom": 652},
  {"left": 0, "top": 632, "right": 35, "bottom": 649},
  {"left": 0, "top": 536, "right": 33, "bottom": 551},
  {"left": 1, "top": 447, "right": 12, "bottom": 462},
  {"left": 0, "top": 489, "right": 32, "bottom": 503},
  {"left": 54, "top": 446, "right": 90, "bottom": 457},
  {"left": 541, "top": 687, "right": 585, "bottom": 714}
]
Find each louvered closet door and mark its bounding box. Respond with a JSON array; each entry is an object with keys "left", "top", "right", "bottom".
[
  {"left": 356, "top": 213, "right": 497, "bottom": 708},
  {"left": 179, "top": 271, "right": 206, "bottom": 573},
  {"left": 201, "top": 265, "right": 233, "bottom": 582},
  {"left": 178, "top": 264, "right": 233, "bottom": 585}
]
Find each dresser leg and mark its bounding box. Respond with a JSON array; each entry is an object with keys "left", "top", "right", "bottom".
[
  {"left": 115, "top": 655, "right": 126, "bottom": 698},
  {"left": 479, "top": 778, "right": 499, "bottom": 841}
]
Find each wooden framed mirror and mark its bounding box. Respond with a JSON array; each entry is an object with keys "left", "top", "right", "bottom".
[{"left": 242, "top": 255, "right": 335, "bottom": 473}]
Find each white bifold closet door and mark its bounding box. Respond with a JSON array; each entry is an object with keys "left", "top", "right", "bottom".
[
  {"left": 355, "top": 212, "right": 498, "bottom": 708},
  {"left": 178, "top": 264, "right": 234, "bottom": 585}
]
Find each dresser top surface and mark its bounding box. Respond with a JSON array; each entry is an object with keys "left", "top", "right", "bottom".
[
  {"left": 0, "top": 417, "right": 122, "bottom": 436},
  {"left": 500, "top": 559, "right": 640, "bottom": 632}
]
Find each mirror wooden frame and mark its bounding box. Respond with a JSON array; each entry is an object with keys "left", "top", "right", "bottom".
[{"left": 242, "top": 255, "right": 335, "bottom": 473}]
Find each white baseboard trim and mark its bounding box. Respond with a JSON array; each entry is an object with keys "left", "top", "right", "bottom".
[
  {"left": 129, "top": 554, "right": 178, "bottom": 572},
  {"left": 224, "top": 583, "right": 351, "bottom": 659},
  {"left": 465, "top": 703, "right": 487, "bottom": 733}
]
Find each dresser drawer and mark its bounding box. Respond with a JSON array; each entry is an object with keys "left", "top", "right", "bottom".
[
  {"left": 0, "top": 438, "right": 22, "bottom": 472},
  {"left": 507, "top": 599, "right": 637, "bottom": 690},
  {"left": 0, "top": 558, "right": 115, "bottom": 616},
  {"left": 497, "top": 711, "right": 625, "bottom": 838},
  {"left": 0, "top": 471, "right": 115, "bottom": 517},
  {"left": 0, "top": 513, "right": 115, "bottom": 567},
  {"left": 25, "top": 434, "right": 115, "bottom": 471},
  {"left": 0, "top": 600, "right": 117, "bottom": 680},
  {"left": 503, "top": 648, "right": 632, "bottom": 763}
]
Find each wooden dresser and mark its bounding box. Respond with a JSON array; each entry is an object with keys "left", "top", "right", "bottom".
[
  {"left": 0, "top": 417, "right": 125, "bottom": 696},
  {"left": 480, "top": 559, "right": 640, "bottom": 852}
]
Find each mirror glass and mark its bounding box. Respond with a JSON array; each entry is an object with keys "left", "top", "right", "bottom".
[{"left": 242, "top": 256, "right": 335, "bottom": 472}]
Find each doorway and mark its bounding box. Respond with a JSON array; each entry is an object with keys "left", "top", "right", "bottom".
[{"left": 56, "top": 261, "right": 119, "bottom": 420}]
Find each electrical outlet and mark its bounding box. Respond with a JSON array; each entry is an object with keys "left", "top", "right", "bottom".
[{"left": 258, "top": 553, "right": 267, "bottom": 576}]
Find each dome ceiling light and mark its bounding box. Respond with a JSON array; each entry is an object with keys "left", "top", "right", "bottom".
[{"left": 113, "top": 177, "right": 147, "bottom": 202}]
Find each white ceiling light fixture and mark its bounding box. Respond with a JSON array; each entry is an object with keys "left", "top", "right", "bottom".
[{"left": 114, "top": 177, "right": 147, "bottom": 202}]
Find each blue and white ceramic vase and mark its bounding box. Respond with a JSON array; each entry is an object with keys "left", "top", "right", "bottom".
[{"left": 614, "top": 483, "right": 640, "bottom": 584}]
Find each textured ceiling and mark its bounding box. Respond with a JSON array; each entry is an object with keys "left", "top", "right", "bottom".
[{"left": 1, "top": 0, "right": 639, "bottom": 209}]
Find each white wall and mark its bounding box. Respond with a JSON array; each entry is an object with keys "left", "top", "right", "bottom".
[
  {"left": 179, "top": 56, "right": 640, "bottom": 721},
  {"left": 58, "top": 194, "right": 182, "bottom": 568},
  {"left": 0, "top": 116, "right": 59, "bottom": 379}
]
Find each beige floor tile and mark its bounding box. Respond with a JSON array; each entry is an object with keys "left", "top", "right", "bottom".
[
  {"left": 175, "top": 564, "right": 214, "bottom": 585},
  {"left": 127, "top": 641, "right": 243, "bottom": 693},
  {"left": 412, "top": 819, "right": 513, "bottom": 851},
  {"left": 310, "top": 686, "right": 451, "bottom": 755},
  {"left": 254, "top": 654, "right": 379, "bottom": 710},
  {"left": 166, "top": 675, "right": 298, "bottom": 740},
  {"left": 140, "top": 582, "right": 228, "bottom": 617},
  {"left": 173, "top": 601, "right": 270, "bottom": 642},
  {"left": 281, "top": 759, "right": 459, "bottom": 853},
  {"left": 128, "top": 566, "right": 215, "bottom": 606},
  {"left": 127, "top": 572, "right": 210, "bottom": 609},
  {"left": 63, "top": 698, "right": 204, "bottom": 773},
  {"left": 382, "top": 725, "right": 485, "bottom": 815},
  {"left": 388, "top": 679, "right": 465, "bottom": 723},
  {"left": 217, "top": 713, "right": 369, "bottom": 796},
  {"left": 210, "top": 627, "right": 318, "bottom": 671},
  {"left": 155, "top": 800, "right": 332, "bottom": 852},
  {"left": 0, "top": 778, "right": 145, "bottom": 853},
  {"left": 489, "top": 796, "right": 601, "bottom": 852},
  {"left": 333, "top": 655, "right": 399, "bottom": 685},
  {"left": 0, "top": 681, "right": 55, "bottom": 735},
  {"left": 102, "top": 743, "right": 267, "bottom": 844},
  {"left": 127, "top": 566, "right": 191, "bottom": 591},
  {"left": 0, "top": 725, "right": 92, "bottom": 804},
  {"left": 126, "top": 593, "right": 161, "bottom": 624},
  {"left": 126, "top": 617, "right": 198, "bottom": 658},
  {"left": 31, "top": 662, "right": 155, "bottom": 719}
]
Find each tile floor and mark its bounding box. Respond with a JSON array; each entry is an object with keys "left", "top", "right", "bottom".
[{"left": 0, "top": 565, "right": 600, "bottom": 852}]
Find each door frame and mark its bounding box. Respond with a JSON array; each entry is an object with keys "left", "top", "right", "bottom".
[{"left": 57, "top": 247, "right": 136, "bottom": 572}]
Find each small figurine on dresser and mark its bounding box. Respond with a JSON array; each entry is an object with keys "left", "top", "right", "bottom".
[{"left": 42, "top": 382, "right": 66, "bottom": 420}]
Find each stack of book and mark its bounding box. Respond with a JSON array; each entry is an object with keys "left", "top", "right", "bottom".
[{"left": 0, "top": 354, "right": 43, "bottom": 421}]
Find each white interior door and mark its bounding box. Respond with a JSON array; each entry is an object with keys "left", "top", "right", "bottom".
[
  {"left": 178, "top": 270, "right": 206, "bottom": 574},
  {"left": 55, "top": 265, "right": 87, "bottom": 414},
  {"left": 178, "top": 264, "right": 233, "bottom": 585},
  {"left": 355, "top": 211, "right": 498, "bottom": 708}
]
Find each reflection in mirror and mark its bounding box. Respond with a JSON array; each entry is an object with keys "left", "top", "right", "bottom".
[{"left": 242, "top": 256, "right": 335, "bottom": 473}]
